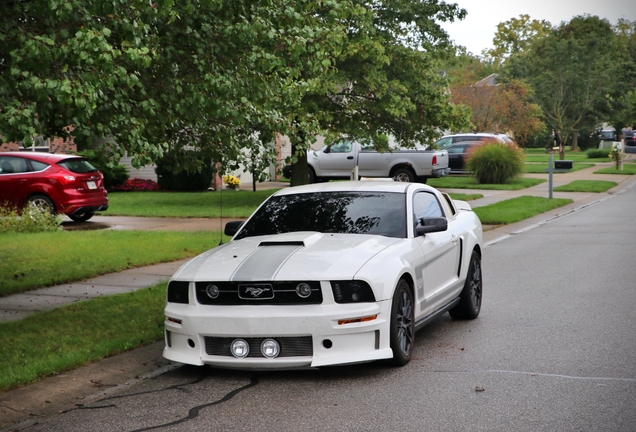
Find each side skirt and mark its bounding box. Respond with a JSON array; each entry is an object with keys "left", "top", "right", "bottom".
[{"left": 414, "top": 297, "right": 460, "bottom": 332}]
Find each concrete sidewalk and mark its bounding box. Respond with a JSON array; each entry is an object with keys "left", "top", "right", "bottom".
[{"left": 2, "top": 160, "right": 636, "bottom": 429}]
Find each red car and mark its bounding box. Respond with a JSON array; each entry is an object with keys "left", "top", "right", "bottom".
[{"left": 0, "top": 152, "right": 108, "bottom": 222}]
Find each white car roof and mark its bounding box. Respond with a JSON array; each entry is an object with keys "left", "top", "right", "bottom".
[{"left": 274, "top": 180, "right": 437, "bottom": 196}]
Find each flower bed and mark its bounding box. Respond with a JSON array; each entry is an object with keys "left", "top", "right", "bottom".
[{"left": 108, "top": 178, "right": 163, "bottom": 192}]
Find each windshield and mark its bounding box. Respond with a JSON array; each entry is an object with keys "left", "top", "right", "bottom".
[{"left": 235, "top": 191, "right": 407, "bottom": 239}]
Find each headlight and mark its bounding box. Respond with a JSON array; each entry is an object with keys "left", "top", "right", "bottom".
[
  {"left": 206, "top": 284, "right": 220, "bottom": 299},
  {"left": 167, "top": 281, "right": 189, "bottom": 304},
  {"left": 296, "top": 283, "right": 312, "bottom": 298},
  {"left": 331, "top": 280, "right": 376, "bottom": 303}
]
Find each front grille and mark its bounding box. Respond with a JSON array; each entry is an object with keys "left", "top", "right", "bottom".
[
  {"left": 195, "top": 281, "right": 322, "bottom": 305},
  {"left": 204, "top": 336, "right": 313, "bottom": 358}
]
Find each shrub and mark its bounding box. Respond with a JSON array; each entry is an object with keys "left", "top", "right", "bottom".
[
  {"left": 586, "top": 149, "right": 610, "bottom": 159},
  {"left": 77, "top": 149, "right": 130, "bottom": 189},
  {"left": 155, "top": 151, "right": 214, "bottom": 192},
  {"left": 465, "top": 142, "right": 524, "bottom": 184},
  {"left": 0, "top": 205, "right": 62, "bottom": 233}
]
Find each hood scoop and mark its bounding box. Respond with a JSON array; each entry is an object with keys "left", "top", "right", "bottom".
[
  {"left": 256, "top": 232, "right": 323, "bottom": 248},
  {"left": 259, "top": 241, "right": 304, "bottom": 247}
]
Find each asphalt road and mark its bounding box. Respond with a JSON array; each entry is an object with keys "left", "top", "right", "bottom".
[{"left": 8, "top": 184, "right": 636, "bottom": 432}]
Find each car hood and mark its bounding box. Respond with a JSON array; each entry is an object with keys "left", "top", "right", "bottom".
[{"left": 172, "top": 231, "right": 402, "bottom": 281}]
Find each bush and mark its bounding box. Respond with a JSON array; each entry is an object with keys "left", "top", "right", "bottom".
[
  {"left": 586, "top": 149, "right": 610, "bottom": 159},
  {"left": 465, "top": 142, "right": 524, "bottom": 184},
  {"left": 155, "top": 151, "right": 214, "bottom": 192},
  {"left": 0, "top": 205, "right": 62, "bottom": 233},
  {"left": 77, "top": 150, "right": 129, "bottom": 189}
]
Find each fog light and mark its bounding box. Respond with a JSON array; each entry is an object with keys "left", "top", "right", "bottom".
[
  {"left": 261, "top": 339, "right": 280, "bottom": 358},
  {"left": 230, "top": 339, "right": 250, "bottom": 358},
  {"left": 206, "top": 284, "right": 220, "bottom": 299},
  {"left": 296, "top": 283, "right": 312, "bottom": 298}
]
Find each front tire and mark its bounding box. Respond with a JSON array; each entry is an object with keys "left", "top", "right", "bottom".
[
  {"left": 68, "top": 211, "right": 95, "bottom": 222},
  {"left": 393, "top": 168, "right": 416, "bottom": 182},
  {"left": 449, "top": 250, "right": 482, "bottom": 320},
  {"left": 389, "top": 279, "right": 414, "bottom": 366}
]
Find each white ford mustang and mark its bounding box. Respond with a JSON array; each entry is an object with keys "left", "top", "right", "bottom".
[{"left": 163, "top": 181, "right": 483, "bottom": 369}]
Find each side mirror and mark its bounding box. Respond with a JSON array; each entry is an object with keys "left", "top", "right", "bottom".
[
  {"left": 323, "top": 146, "right": 331, "bottom": 154},
  {"left": 415, "top": 217, "right": 447, "bottom": 236},
  {"left": 224, "top": 221, "right": 244, "bottom": 237}
]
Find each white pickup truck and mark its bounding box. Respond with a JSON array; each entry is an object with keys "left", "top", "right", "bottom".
[{"left": 286, "top": 139, "right": 450, "bottom": 183}]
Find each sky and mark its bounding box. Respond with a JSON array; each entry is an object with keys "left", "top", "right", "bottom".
[{"left": 440, "top": 0, "right": 636, "bottom": 55}]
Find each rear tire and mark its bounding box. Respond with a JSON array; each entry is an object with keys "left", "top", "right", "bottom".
[
  {"left": 389, "top": 279, "right": 414, "bottom": 366},
  {"left": 24, "top": 194, "right": 55, "bottom": 215},
  {"left": 393, "top": 168, "right": 416, "bottom": 182},
  {"left": 68, "top": 211, "right": 95, "bottom": 222},
  {"left": 308, "top": 166, "right": 316, "bottom": 184},
  {"left": 449, "top": 251, "right": 482, "bottom": 320}
]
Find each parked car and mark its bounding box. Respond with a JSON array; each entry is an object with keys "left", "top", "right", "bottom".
[
  {"left": 282, "top": 138, "right": 449, "bottom": 183},
  {"left": 446, "top": 141, "right": 481, "bottom": 173},
  {"left": 598, "top": 129, "right": 617, "bottom": 141},
  {"left": 623, "top": 130, "right": 636, "bottom": 146},
  {"left": 434, "top": 132, "right": 513, "bottom": 149},
  {"left": 0, "top": 152, "right": 108, "bottom": 221},
  {"left": 163, "top": 180, "right": 483, "bottom": 369}
]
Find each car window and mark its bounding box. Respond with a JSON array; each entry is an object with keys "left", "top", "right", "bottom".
[
  {"left": 57, "top": 158, "right": 98, "bottom": 173},
  {"left": 435, "top": 137, "right": 452, "bottom": 149},
  {"left": 235, "top": 192, "right": 407, "bottom": 239},
  {"left": 413, "top": 192, "right": 443, "bottom": 221},
  {"left": 0, "top": 157, "right": 29, "bottom": 174},
  {"left": 447, "top": 145, "right": 465, "bottom": 154},
  {"left": 29, "top": 160, "right": 49, "bottom": 172},
  {"left": 452, "top": 136, "right": 478, "bottom": 143},
  {"left": 329, "top": 140, "right": 353, "bottom": 153}
]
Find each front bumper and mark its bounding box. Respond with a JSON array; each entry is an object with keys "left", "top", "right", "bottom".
[{"left": 163, "top": 299, "right": 393, "bottom": 369}]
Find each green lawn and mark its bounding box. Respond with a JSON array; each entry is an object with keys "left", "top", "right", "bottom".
[
  {"left": 428, "top": 176, "right": 545, "bottom": 190},
  {"left": 554, "top": 180, "right": 617, "bottom": 193},
  {"left": 0, "top": 230, "right": 227, "bottom": 297},
  {"left": 594, "top": 164, "right": 636, "bottom": 175},
  {"left": 448, "top": 193, "right": 483, "bottom": 201},
  {"left": 103, "top": 189, "right": 278, "bottom": 218},
  {"left": 524, "top": 162, "right": 595, "bottom": 173},
  {"left": 473, "top": 196, "right": 573, "bottom": 225},
  {"left": 0, "top": 283, "right": 166, "bottom": 392}
]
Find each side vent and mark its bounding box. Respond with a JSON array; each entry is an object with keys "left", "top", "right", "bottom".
[{"left": 457, "top": 238, "right": 463, "bottom": 277}]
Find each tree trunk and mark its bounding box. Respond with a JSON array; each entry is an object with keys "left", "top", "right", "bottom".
[
  {"left": 571, "top": 130, "right": 578, "bottom": 151},
  {"left": 290, "top": 133, "right": 309, "bottom": 187}
]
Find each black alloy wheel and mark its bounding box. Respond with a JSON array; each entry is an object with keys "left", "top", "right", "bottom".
[
  {"left": 389, "top": 279, "right": 414, "bottom": 366},
  {"left": 449, "top": 250, "right": 482, "bottom": 320}
]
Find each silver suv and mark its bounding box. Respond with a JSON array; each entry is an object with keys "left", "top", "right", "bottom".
[{"left": 435, "top": 133, "right": 513, "bottom": 149}]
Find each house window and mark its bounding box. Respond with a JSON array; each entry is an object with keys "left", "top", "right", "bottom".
[{"left": 14, "top": 137, "right": 50, "bottom": 152}]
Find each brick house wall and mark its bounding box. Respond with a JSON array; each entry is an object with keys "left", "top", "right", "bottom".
[{"left": 1, "top": 136, "right": 77, "bottom": 154}]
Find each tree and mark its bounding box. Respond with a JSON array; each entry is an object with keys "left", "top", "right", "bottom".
[
  {"left": 285, "top": 0, "right": 472, "bottom": 186},
  {"left": 0, "top": 0, "right": 353, "bottom": 171},
  {"left": 450, "top": 77, "right": 544, "bottom": 145},
  {"left": 486, "top": 14, "right": 552, "bottom": 64},
  {"left": 506, "top": 15, "right": 621, "bottom": 156},
  {"left": 606, "top": 19, "right": 636, "bottom": 135}
]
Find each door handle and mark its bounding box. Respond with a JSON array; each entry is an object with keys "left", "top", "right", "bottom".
[
  {"left": 347, "top": 156, "right": 354, "bottom": 160},
  {"left": 451, "top": 235, "right": 459, "bottom": 244}
]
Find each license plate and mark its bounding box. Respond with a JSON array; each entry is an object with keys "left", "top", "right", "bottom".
[{"left": 87, "top": 181, "right": 97, "bottom": 190}]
